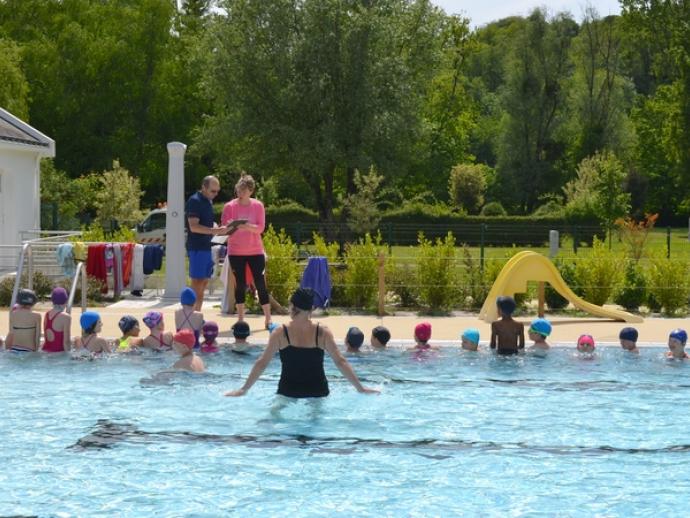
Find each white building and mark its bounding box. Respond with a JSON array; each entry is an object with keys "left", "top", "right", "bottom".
[{"left": 0, "top": 107, "right": 55, "bottom": 247}]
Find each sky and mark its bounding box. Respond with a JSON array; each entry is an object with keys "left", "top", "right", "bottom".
[{"left": 432, "top": 0, "right": 622, "bottom": 27}]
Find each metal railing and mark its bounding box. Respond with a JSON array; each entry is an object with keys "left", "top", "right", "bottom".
[
  {"left": 10, "top": 243, "right": 31, "bottom": 307},
  {"left": 66, "top": 261, "right": 87, "bottom": 314}
]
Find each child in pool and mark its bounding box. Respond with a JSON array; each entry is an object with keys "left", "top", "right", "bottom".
[
  {"left": 172, "top": 329, "right": 205, "bottom": 372},
  {"left": 73, "top": 311, "right": 111, "bottom": 355},
  {"left": 461, "top": 328, "right": 480, "bottom": 351},
  {"left": 230, "top": 320, "right": 253, "bottom": 352},
  {"left": 6, "top": 289, "right": 42, "bottom": 352},
  {"left": 42, "top": 287, "right": 71, "bottom": 353},
  {"left": 667, "top": 328, "right": 688, "bottom": 359},
  {"left": 200, "top": 321, "right": 220, "bottom": 353},
  {"left": 175, "top": 287, "right": 203, "bottom": 349},
  {"left": 116, "top": 315, "right": 143, "bottom": 352},
  {"left": 370, "top": 326, "right": 391, "bottom": 349},
  {"left": 142, "top": 311, "right": 173, "bottom": 351},
  {"left": 528, "top": 318, "right": 551, "bottom": 356},
  {"left": 490, "top": 296, "right": 524, "bottom": 355},
  {"left": 576, "top": 334, "right": 596, "bottom": 355},
  {"left": 408, "top": 322, "right": 438, "bottom": 351},
  {"left": 619, "top": 327, "right": 639, "bottom": 354},
  {"left": 345, "top": 326, "right": 365, "bottom": 354}
]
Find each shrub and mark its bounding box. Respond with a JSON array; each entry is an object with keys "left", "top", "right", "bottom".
[
  {"left": 265, "top": 202, "right": 319, "bottom": 226},
  {"left": 263, "top": 225, "right": 300, "bottom": 306},
  {"left": 75, "top": 223, "right": 136, "bottom": 243},
  {"left": 646, "top": 254, "right": 689, "bottom": 316},
  {"left": 416, "top": 232, "right": 460, "bottom": 312},
  {"left": 614, "top": 261, "right": 647, "bottom": 311},
  {"left": 448, "top": 164, "right": 490, "bottom": 214},
  {"left": 459, "top": 247, "right": 503, "bottom": 310},
  {"left": 54, "top": 276, "right": 107, "bottom": 304},
  {"left": 312, "top": 232, "right": 340, "bottom": 265},
  {"left": 94, "top": 161, "right": 144, "bottom": 229},
  {"left": 532, "top": 200, "right": 564, "bottom": 217},
  {"left": 0, "top": 271, "right": 67, "bottom": 307},
  {"left": 479, "top": 201, "right": 508, "bottom": 216},
  {"left": 385, "top": 257, "right": 418, "bottom": 308},
  {"left": 573, "top": 238, "right": 622, "bottom": 305},
  {"left": 345, "top": 167, "right": 385, "bottom": 234},
  {"left": 342, "top": 233, "right": 386, "bottom": 309},
  {"left": 545, "top": 260, "right": 577, "bottom": 310}
]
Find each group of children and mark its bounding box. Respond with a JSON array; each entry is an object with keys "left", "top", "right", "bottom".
[{"left": 4, "top": 288, "right": 689, "bottom": 371}]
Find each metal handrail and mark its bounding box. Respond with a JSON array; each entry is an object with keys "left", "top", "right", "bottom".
[
  {"left": 66, "top": 261, "right": 87, "bottom": 315},
  {"left": 10, "top": 243, "right": 31, "bottom": 307}
]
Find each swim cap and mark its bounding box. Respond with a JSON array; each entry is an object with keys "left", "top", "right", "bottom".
[
  {"left": 17, "top": 288, "right": 38, "bottom": 306},
  {"left": 577, "top": 334, "right": 595, "bottom": 348},
  {"left": 619, "top": 327, "right": 638, "bottom": 342},
  {"left": 203, "top": 321, "right": 219, "bottom": 339},
  {"left": 142, "top": 311, "right": 163, "bottom": 329},
  {"left": 51, "top": 287, "right": 68, "bottom": 306},
  {"left": 529, "top": 318, "right": 552, "bottom": 337},
  {"left": 496, "top": 296, "right": 516, "bottom": 315},
  {"left": 230, "top": 320, "right": 251, "bottom": 338},
  {"left": 174, "top": 329, "right": 195, "bottom": 349},
  {"left": 80, "top": 311, "right": 100, "bottom": 332},
  {"left": 180, "top": 287, "right": 197, "bottom": 306},
  {"left": 290, "top": 288, "right": 314, "bottom": 311},
  {"left": 415, "top": 322, "right": 432, "bottom": 342},
  {"left": 372, "top": 326, "right": 391, "bottom": 346},
  {"left": 462, "top": 328, "right": 480, "bottom": 345},
  {"left": 669, "top": 328, "right": 688, "bottom": 344},
  {"left": 118, "top": 315, "right": 139, "bottom": 334},
  {"left": 346, "top": 327, "right": 365, "bottom": 349},
  {"left": 232, "top": 320, "right": 250, "bottom": 339}
]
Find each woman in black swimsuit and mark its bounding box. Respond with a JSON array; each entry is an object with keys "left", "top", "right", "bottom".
[{"left": 225, "top": 288, "right": 379, "bottom": 398}]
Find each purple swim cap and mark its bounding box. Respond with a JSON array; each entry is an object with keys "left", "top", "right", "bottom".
[
  {"left": 142, "top": 311, "right": 163, "bottom": 329},
  {"left": 203, "top": 321, "right": 219, "bottom": 339},
  {"left": 51, "top": 287, "right": 68, "bottom": 305}
]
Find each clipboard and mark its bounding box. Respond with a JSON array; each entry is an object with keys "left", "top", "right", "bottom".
[{"left": 212, "top": 219, "right": 248, "bottom": 244}]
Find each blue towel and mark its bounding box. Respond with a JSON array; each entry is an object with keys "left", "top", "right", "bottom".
[
  {"left": 300, "top": 257, "right": 331, "bottom": 309},
  {"left": 143, "top": 245, "right": 164, "bottom": 275},
  {"left": 56, "top": 243, "right": 76, "bottom": 277}
]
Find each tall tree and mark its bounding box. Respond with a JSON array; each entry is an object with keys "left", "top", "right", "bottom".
[{"left": 0, "top": 37, "right": 29, "bottom": 119}]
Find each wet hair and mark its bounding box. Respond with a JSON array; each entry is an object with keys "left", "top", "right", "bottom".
[
  {"left": 118, "top": 315, "right": 139, "bottom": 334},
  {"left": 232, "top": 320, "right": 250, "bottom": 339},
  {"left": 290, "top": 288, "right": 314, "bottom": 311},
  {"left": 496, "top": 296, "right": 516, "bottom": 316},
  {"left": 371, "top": 326, "right": 391, "bottom": 346},
  {"left": 17, "top": 288, "right": 38, "bottom": 306}
]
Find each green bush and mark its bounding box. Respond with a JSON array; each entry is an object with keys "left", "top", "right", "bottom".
[
  {"left": 416, "top": 232, "right": 460, "bottom": 312},
  {"left": 614, "top": 261, "right": 647, "bottom": 311},
  {"left": 312, "top": 232, "right": 340, "bottom": 265},
  {"left": 480, "top": 201, "right": 507, "bottom": 216},
  {"left": 646, "top": 255, "right": 689, "bottom": 316},
  {"left": 385, "top": 257, "right": 418, "bottom": 308},
  {"left": 263, "top": 225, "right": 300, "bottom": 306},
  {"left": 532, "top": 200, "right": 565, "bottom": 217},
  {"left": 54, "top": 276, "right": 107, "bottom": 304},
  {"left": 573, "top": 238, "right": 622, "bottom": 305},
  {"left": 342, "top": 233, "right": 386, "bottom": 309},
  {"left": 74, "top": 223, "right": 136, "bottom": 243},
  {"left": 0, "top": 271, "right": 64, "bottom": 307},
  {"left": 266, "top": 202, "right": 319, "bottom": 226},
  {"left": 459, "top": 247, "right": 504, "bottom": 310},
  {"left": 545, "top": 260, "right": 576, "bottom": 310}
]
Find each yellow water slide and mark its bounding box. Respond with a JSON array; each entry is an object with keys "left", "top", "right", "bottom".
[{"left": 478, "top": 251, "right": 643, "bottom": 323}]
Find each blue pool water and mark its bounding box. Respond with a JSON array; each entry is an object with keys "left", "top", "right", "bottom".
[{"left": 2, "top": 345, "right": 689, "bottom": 516}]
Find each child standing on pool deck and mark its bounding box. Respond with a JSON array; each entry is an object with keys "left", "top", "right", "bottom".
[
  {"left": 490, "top": 296, "right": 524, "bottom": 355},
  {"left": 172, "top": 329, "right": 205, "bottom": 372},
  {"left": 73, "top": 311, "right": 111, "bottom": 355},
  {"left": 142, "top": 311, "right": 173, "bottom": 351},
  {"left": 175, "top": 287, "right": 204, "bottom": 349},
  {"left": 528, "top": 318, "right": 552, "bottom": 356},
  {"left": 461, "top": 328, "right": 480, "bottom": 351},
  {"left": 5, "top": 289, "right": 41, "bottom": 352},
  {"left": 667, "top": 329, "right": 688, "bottom": 359},
  {"left": 619, "top": 327, "right": 639, "bottom": 354}
]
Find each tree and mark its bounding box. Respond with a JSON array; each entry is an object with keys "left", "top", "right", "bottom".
[
  {"left": 448, "top": 163, "right": 489, "bottom": 214},
  {"left": 344, "top": 167, "right": 385, "bottom": 234},
  {"left": 196, "top": 0, "right": 444, "bottom": 222},
  {"left": 94, "top": 161, "right": 144, "bottom": 230},
  {"left": 0, "top": 38, "right": 29, "bottom": 120}
]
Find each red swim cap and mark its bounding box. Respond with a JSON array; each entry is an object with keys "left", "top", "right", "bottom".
[
  {"left": 174, "top": 329, "right": 195, "bottom": 349},
  {"left": 415, "top": 322, "right": 432, "bottom": 342}
]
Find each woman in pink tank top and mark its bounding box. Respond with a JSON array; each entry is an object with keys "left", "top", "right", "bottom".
[{"left": 42, "top": 287, "right": 72, "bottom": 352}]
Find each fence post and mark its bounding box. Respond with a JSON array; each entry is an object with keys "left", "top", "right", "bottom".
[
  {"left": 377, "top": 252, "right": 386, "bottom": 317},
  {"left": 296, "top": 222, "right": 303, "bottom": 246},
  {"left": 387, "top": 222, "right": 393, "bottom": 246},
  {"left": 667, "top": 226, "right": 671, "bottom": 259},
  {"left": 480, "top": 223, "right": 486, "bottom": 272},
  {"left": 573, "top": 227, "right": 579, "bottom": 255}
]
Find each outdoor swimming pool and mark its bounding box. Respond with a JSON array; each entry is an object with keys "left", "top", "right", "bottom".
[{"left": 2, "top": 345, "right": 688, "bottom": 516}]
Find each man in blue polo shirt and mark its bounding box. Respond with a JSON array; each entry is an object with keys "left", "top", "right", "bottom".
[{"left": 185, "top": 175, "right": 227, "bottom": 310}]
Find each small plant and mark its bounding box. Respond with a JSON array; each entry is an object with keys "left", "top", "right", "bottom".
[
  {"left": 479, "top": 201, "right": 507, "bottom": 216},
  {"left": 614, "top": 260, "right": 647, "bottom": 311},
  {"left": 342, "top": 232, "right": 386, "bottom": 309},
  {"left": 416, "top": 232, "right": 460, "bottom": 312},
  {"left": 386, "top": 257, "right": 418, "bottom": 308},
  {"left": 459, "top": 247, "right": 503, "bottom": 309},
  {"left": 615, "top": 213, "right": 658, "bottom": 261},
  {"left": 545, "top": 260, "right": 577, "bottom": 310},
  {"left": 263, "top": 225, "right": 300, "bottom": 306},
  {"left": 74, "top": 223, "right": 136, "bottom": 243},
  {"left": 0, "top": 271, "right": 54, "bottom": 306},
  {"left": 55, "top": 276, "right": 107, "bottom": 304},
  {"left": 573, "top": 238, "right": 622, "bottom": 306},
  {"left": 646, "top": 254, "right": 689, "bottom": 316}
]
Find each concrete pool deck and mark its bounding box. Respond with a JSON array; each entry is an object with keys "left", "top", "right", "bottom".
[{"left": 1, "top": 297, "right": 686, "bottom": 347}]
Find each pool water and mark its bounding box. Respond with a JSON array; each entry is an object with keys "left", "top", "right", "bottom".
[{"left": 2, "top": 345, "right": 689, "bottom": 516}]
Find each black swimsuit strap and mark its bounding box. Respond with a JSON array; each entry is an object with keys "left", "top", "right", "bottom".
[
  {"left": 283, "top": 324, "right": 291, "bottom": 345},
  {"left": 315, "top": 323, "right": 320, "bottom": 348}
]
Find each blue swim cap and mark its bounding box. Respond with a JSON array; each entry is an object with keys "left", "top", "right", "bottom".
[
  {"left": 669, "top": 328, "right": 687, "bottom": 344},
  {"left": 619, "top": 327, "right": 638, "bottom": 342},
  {"left": 461, "top": 328, "right": 480, "bottom": 345},
  {"left": 529, "top": 318, "right": 552, "bottom": 337},
  {"left": 180, "top": 287, "right": 197, "bottom": 306},
  {"left": 80, "top": 311, "right": 100, "bottom": 332},
  {"left": 118, "top": 315, "right": 139, "bottom": 334}
]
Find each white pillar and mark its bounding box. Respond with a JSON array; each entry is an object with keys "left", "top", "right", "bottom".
[
  {"left": 164, "top": 142, "right": 187, "bottom": 299},
  {"left": 549, "top": 230, "right": 559, "bottom": 258}
]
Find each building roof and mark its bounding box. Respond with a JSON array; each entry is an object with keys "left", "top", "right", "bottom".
[{"left": 0, "top": 107, "right": 55, "bottom": 156}]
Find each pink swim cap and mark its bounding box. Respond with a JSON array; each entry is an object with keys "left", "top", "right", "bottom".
[
  {"left": 577, "top": 334, "right": 595, "bottom": 348},
  {"left": 415, "top": 322, "right": 432, "bottom": 342}
]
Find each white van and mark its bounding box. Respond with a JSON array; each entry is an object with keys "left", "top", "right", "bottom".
[{"left": 135, "top": 208, "right": 167, "bottom": 244}]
